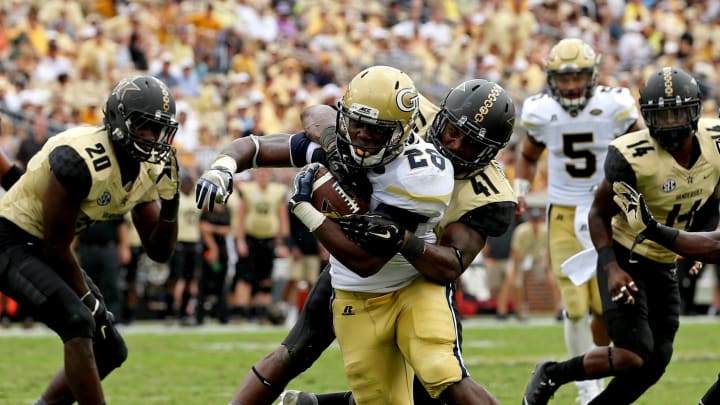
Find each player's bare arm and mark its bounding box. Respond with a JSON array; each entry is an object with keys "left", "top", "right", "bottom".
[
  {"left": 417, "top": 222, "right": 486, "bottom": 283},
  {"left": 300, "top": 104, "right": 336, "bottom": 146},
  {"left": 131, "top": 199, "right": 178, "bottom": 263},
  {"left": 514, "top": 136, "right": 545, "bottom": 213}
]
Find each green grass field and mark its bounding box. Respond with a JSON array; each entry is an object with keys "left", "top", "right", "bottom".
[{"left": 0, "top": 316, "right": 718, "bottom": 404}]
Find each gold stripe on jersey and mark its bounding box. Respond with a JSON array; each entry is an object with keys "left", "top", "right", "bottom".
[
  {"left": 436, "top": 160, "right": 516, "bottom": 240},
  {"left": 384, "top": 185, "right": 452, "bottom": 205},
  {"left": 611, "top": 118, "right": 720, "bottom": 263},
  {"left": 0, "top": 126, "right": 162, "bottom": 238},
  {"left": 237, "top": 181, "right": 288, "bottom": 239},
  {"left": 178, "top": 191, "right": 201, "bottom": 242}
]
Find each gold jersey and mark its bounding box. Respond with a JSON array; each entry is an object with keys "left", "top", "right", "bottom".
[
  {"left": 0, "top": 126, "right": 162, "bottom": 239},
  {"left": 237, "top": 181, "right": 288, "bottom": 239},
  {"left": 610, "top": 118, "right": 720, "bottom": 263},
  {"left": 177, "top": 191, "right": 201, "bottom": 243}
]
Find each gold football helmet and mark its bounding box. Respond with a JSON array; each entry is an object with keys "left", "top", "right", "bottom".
[
  {"left": 545, "top": 38, "right": 599, "bottom": 113},
  {"left": 336, "top": 65, "right": 419, "bottom": 168}
]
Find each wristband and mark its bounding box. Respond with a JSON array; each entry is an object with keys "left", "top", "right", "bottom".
[
  {"left": 644, "top": 223, "right": 680, "bottom": 248},
  {"left": 1, "top": 164, "right": 22, "bottom": 190},
  {"left": 400, "top": 233, "right": 425, "bottom": 262},
  {"left": 513, "top": 178, "right": 531, "bottom": 198},
  {"left": 160, "top": 193, "right": 180, "bottom": 221},
  {"left": 212, "top": 154, "right": 238, "bottom": 174},
  {"left": 292, "top": 202, "right": 326, "bottom": 232},
  {"left": 597, "top": 245, "right": 616, "bottom": 268},
  {"left": 319, "top": 127, "right": 337, "bottom": 151}
]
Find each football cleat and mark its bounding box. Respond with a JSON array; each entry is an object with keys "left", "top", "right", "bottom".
[
  {"left": 278, "top": 390, "right": 319, "bottom": 405},
  {"left": 523, "top": 361, "right": 560, "bottom": 405}
]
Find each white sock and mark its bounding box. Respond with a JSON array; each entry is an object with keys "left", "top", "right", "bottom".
[{"left": 564, "top": 314, "right": 593, "bottom": 357}]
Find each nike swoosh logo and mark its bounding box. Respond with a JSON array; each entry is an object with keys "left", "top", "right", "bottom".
[
  {"left": 369, "top": 231, "right": 392, "bottom": 239},
  {"left": 100, "top": 325, "right": 107, "bottom": 339}
]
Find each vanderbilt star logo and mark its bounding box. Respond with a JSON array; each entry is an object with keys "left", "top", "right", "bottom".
[{"left": 113, "top": 78, "right": 142, "bottom": 100}]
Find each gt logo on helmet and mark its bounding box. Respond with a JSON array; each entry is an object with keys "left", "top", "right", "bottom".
[{"left": 396, "top": 88, "right": 418, "bottom": 112}]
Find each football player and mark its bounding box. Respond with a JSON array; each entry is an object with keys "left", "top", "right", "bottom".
[
  {"left": 196, "top": 75, "right": 515, "bottom": 405},
  {"left": 0, "top": 75, "right": 180, "bottom": 405},
  {"left": 523, "top": 67, "right": 720, "bottom": 404},
  {"left": 514, "top": 38, "right": 639, "bottom": 403}
]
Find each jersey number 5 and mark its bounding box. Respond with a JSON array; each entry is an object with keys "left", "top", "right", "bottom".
[{"left": 563, "top": 133, "right": 596, "bottom": 178}]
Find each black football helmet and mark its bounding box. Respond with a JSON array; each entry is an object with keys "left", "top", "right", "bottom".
[
  {"left": 639, "top": 67, "right": 702, "bottom": 152},
  {"left": 104, "top": 75, "right": 178, "bottom": 163},
  {"left": 428, "top": 79, "right": 515, "bottom": 179}
]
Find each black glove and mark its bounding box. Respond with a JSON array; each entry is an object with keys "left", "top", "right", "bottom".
[
  {"left": 325, "top": 146, "right": 372, "bottom": 202},
  {"left": 338, "top": 213, "right": 406, "bottom": 256},
  {"left": 81, "top": 290, "right": 109, "bottom": 322}
]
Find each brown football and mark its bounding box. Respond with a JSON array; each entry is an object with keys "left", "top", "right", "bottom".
[{"left": 312, "top": 165, "right": 369, "bottom": 218}]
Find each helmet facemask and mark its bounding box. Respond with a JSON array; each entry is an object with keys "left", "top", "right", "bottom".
[
  {"left": 639, "top": 67, "right": 702, "bottom": 152},
  {"left": 104, "top": 75, "right": 179, "bottom": 164},
  {"left": 545, "top": 39, "right": 599, "bottom": 114},
  {"left": 643, "top": 101, "right": 700, "bottom": 152},
  {"left": 336, "top": 104, "right": 407, "bottom": 168},
  {"left": 429, "top": 109, "right": 502, "bottom": 179}
]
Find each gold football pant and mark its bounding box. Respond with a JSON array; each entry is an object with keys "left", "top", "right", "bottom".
[
  {"left": 548, "top": 205, "right": 603, "bottom": 319},
  {"left": 332, "top": 276, "right": 465, "bottom": 404}
]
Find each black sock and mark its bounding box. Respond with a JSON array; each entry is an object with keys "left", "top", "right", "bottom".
[
  {"left": 547, "top": 355, "right": 590, "bottom": 385},
  {"left": 316, "top": 392, "right": 353, "bottom": 405}
]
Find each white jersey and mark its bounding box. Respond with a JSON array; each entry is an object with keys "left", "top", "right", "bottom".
[
  {"left": 330, "top": 137, "right": 454, "bottom": 293},
  {"left": 521, "top": 86, "right": 638, "bottom": 206}
]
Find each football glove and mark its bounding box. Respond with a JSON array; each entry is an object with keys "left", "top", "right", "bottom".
[
  {"left": 81, "top": 290, "right": 109, "bottom": 323},
  {"left": 338, "top": 213, "right": 406, "bottom": 256},
  {"left": 612, "top": 181, "right": 656, "bottom": 235},
  {"left": 196, "top": 167, "right": 234, "bottom": 212},
  {"left": 325, "top": 145, "right": 372, "bottom": 202},
  {"left": 289, "top": 163, "right": 326, "bottom": 232},
  {"left": 156, "top": 148, "right": 179, "bottom": 200}
]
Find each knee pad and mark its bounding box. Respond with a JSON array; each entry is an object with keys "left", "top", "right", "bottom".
[
  {"left": 48, "top": 299, "right": 96, "bottom": 342},
  {"left": 93, "top": 322, "right": 128, "bottom": 377}
]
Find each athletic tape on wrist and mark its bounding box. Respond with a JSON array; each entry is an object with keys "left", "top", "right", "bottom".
[
  {"left": 646, "top": 223, "right": 680, "bottom": 248},
  {"left": 212, "top": 154, "right": 238, "bottom": 174},
  {"left": 292, "top": 202, "right": 326, "bottom": 232},
  {"left": 513, "top": 178, "right": 531, "bottom": 198}
]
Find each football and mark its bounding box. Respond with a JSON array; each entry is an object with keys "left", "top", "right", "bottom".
[{"left": 312, "top": 165, "right": 369, "bottom": 218}]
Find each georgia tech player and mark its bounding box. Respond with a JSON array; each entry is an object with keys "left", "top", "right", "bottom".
[
  {"left": 196, "top": 75, "right": 515, "bottom": 405},
  {"left": 0, "top": 75, "right": 180, "bottom": 405},
  {"left": 515, "top": 38, "right": 639, "bottom": 403},
  {"left": 523, "top": 67, "right": 720, "bottom": 405}
]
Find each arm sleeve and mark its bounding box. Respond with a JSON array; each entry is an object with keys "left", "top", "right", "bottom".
[
  {"left": 49, "top": 145, "right": 91, "bottom": 203},
  {"left": 457, "top": 201, "right": 517, "bottom": 238},
  {"left": 289, "top": 133, "right": 326, "bottom": 167},
  {"left": 603, "top": 145, "right": 636, "bottom": 187}
]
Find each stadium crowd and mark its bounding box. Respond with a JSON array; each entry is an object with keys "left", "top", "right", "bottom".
[{"left": 0, "top": 0, "right": 719, "bottom": 327}]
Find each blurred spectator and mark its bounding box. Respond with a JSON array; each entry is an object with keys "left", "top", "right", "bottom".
[
  {"left": 166, "top": 172, "right": 203, "bottom": 324},
  {"left": 231, "top": 168, "right": 289, "bottom": 323},
  {"left": 34, "top": 40, "right": 72, "bottom": 83},
  {"left": 197, "top": 199, "right": 232, "bottom": 325}
]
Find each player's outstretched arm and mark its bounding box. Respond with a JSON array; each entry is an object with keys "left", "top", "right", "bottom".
[
  {"left": 0, "top": 148, "right": 22, "bottom": 190},
  {"left": 196, "top": 134, "right": 294, "bottom": 211}
]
